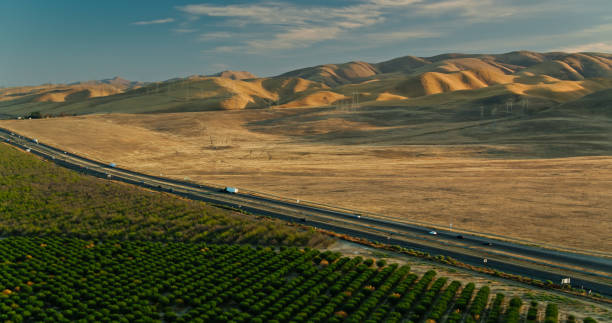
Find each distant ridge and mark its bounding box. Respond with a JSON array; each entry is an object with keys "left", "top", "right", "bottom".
[
  {"left": 0, "top": 50, "right": 611, "bottom": 115},
  {"left": 69, "top": 76, "right": 144, "bottom": 88},
  {"left": 212, "top": 70, "right": 257, "bottom": 80}
]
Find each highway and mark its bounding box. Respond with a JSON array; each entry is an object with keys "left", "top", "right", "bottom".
[{"left": 1, "top": 126, "right": 611, "bottom": 298}]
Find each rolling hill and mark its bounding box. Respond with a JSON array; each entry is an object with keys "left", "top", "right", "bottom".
[{"left": 1, "top": 51, "right": 611, "bottom": 118}]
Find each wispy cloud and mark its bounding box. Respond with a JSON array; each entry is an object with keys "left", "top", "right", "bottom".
[
  {"left": 177, "top": 1, "right": 422, "bottom": 53},
  {"left": 579, "top": 23, "right": 612, "bottom": 35},
  {"left": 365, "top": 30, "right": 442, "bottom": 42},
  {"left": 173, "top": 28, "right": 197, "bottom": 33},
  {"left": 424, "top": 21, "right": 612, "bottom": 55},
  {"left": 557, "top": 42, "right": 612, "bottom": 53},
  {"left": 245, "top": 26, "right": 342, "bottom": 51},
  {"left": 177, "top": 0, "right": 608, "bottom": 55},
  {"left": 177, "top": 2, "right": 388, "bottom": 28},
  {"left": 203, "top": 46, "right": 241, "bottom": 54},
  {"left": 414, "top": 0, "right": 566, "bottom": 22},
  {"left": 199, "top": 32, "right": 233, "bottom": 41},
  {"left": 132, "top": 18, "right": 175, "bottom": 25}
]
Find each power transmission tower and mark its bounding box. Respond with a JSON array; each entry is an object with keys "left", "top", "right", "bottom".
[
  {"left": 186, "top": 81, "right": 190, "bottom": 101},
  {"left": 351, "top": 90, "right": 359, "bottom": 111}
]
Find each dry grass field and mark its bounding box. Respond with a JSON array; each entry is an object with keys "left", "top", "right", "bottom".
[{"left": 2, "top": 107, "right": 611, "bottom": 253}]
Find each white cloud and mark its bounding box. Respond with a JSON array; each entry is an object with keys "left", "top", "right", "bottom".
[
  {"left": 132, "top": 18, "right": 175, "bottom": 25},
  {"left": 178, "top": 4, "right": 290, "bottom": 25},
  {"left": 557, "top": 42, "right": 612, "bottom": 53},
  {"left": 365, "top": 30, "right": 442, "bottom": 42},
  {"left": 177, "top": 1, "right": 405, "bottom": 52},
  {"left": 579, "top": 23, "right": 612, "bottom": 35},
  {"left": 369, "top": 0, "right": 423, "bottom": 5},
  {"left": 418, "top": 20, "right": 612, "bottom": 55},
  {"left": 177, "top": 2, "right": 392, "bottom": 28},
  {"left": 203, "top": 46, "right": 242, "bottom": 54},
  {"left": 415, "top": 0, "right": 570, "bottom": 23},
  {"left": 199, "top": 32, "right": 233, "bottom": 41},
  {"left": 173, "top": 28, "right": 197, "bottom": 33},
  {"left": 246, "top": 26, "right": 342, "bottom": 52},
  {"left": 178, "top": 0, "right": 582, "bottom": 54}
]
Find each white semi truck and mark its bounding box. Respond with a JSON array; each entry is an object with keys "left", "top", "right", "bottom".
[{"left": 224, "top": 187, "right": 239, "bottom": 194}]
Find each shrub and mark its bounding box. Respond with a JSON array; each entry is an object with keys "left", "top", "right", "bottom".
[
  {"left": 545, "top": 303, "right": 559, "bottom": 323},
  {"left": 486, "top": 293, "right": 505, "bottom": 323},
  {"left": 526, "top": 301, "right": 538, "bottom": 323}
]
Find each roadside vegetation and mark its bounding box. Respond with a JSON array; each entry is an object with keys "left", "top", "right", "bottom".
[
  {"left": 0, "top": 144, "right": 331, "bottom": 247},
  {"left": 0, "top": 143, "right": 601, "bottom": 322},
  {"left": 0, "top": 236, "right": 576, "bottom": 323}
]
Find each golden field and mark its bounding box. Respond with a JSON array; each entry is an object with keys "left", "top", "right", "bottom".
[
  {"left": 2, "top": 50, "right": 611, "bottom": 253},
  {"left": 2, "top": 107, "right": 611, "bottom": 253}
]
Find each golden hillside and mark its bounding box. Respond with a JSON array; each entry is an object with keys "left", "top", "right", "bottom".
[{"left": 1, "top": 51, "right": 611, "bottom": 118}]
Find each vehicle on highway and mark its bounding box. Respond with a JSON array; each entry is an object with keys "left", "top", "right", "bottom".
[
  {"left": 456, "top": 235, "right": 464, "bottom": 239},
  {"left": 109, "top": 163, "right": 116, "bottom": 168},
  {"left": 224, "top": 187, "right": 239, "bottom": 194},
  {"left": 483, "top": 242, "right": 493, "bottom": 246},
  {"left": 428, "top": 230, "right": 437, "bottom": 235}
]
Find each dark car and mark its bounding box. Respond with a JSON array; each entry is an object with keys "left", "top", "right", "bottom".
[
  {"left": 456, "top": 235, "right": 464, "bottom": 239},
  {"left": 483, "top": 242, "right": 493, "bottom": 246}
]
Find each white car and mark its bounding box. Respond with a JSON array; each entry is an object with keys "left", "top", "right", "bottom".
[{"left": 428, "top": 230, "right": 437, "bottom": 235}]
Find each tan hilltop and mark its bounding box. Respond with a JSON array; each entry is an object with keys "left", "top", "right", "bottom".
[
  {"left": 212, "top": 70, "right": 257, "bottom": 80},
  {"left": 1, "top": 51, "right": 611, "bottom": 117}
]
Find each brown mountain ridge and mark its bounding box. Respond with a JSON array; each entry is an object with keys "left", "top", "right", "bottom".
[{"left": 1, "top": 51, "right": 611, "bottom": 117}]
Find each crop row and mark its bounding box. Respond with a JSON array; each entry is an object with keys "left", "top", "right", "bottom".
[{"left": 0, "top": 236, "right": 584, "bottom": 323}]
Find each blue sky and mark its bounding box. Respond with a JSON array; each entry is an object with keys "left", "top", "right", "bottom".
[{"left": 1, "top": 0, "right": 611, "bottom": 86}]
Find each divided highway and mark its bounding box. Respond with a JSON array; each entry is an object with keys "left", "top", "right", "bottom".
[{"left": 1, "top": 127, "right": 611, "bottom": 298}]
